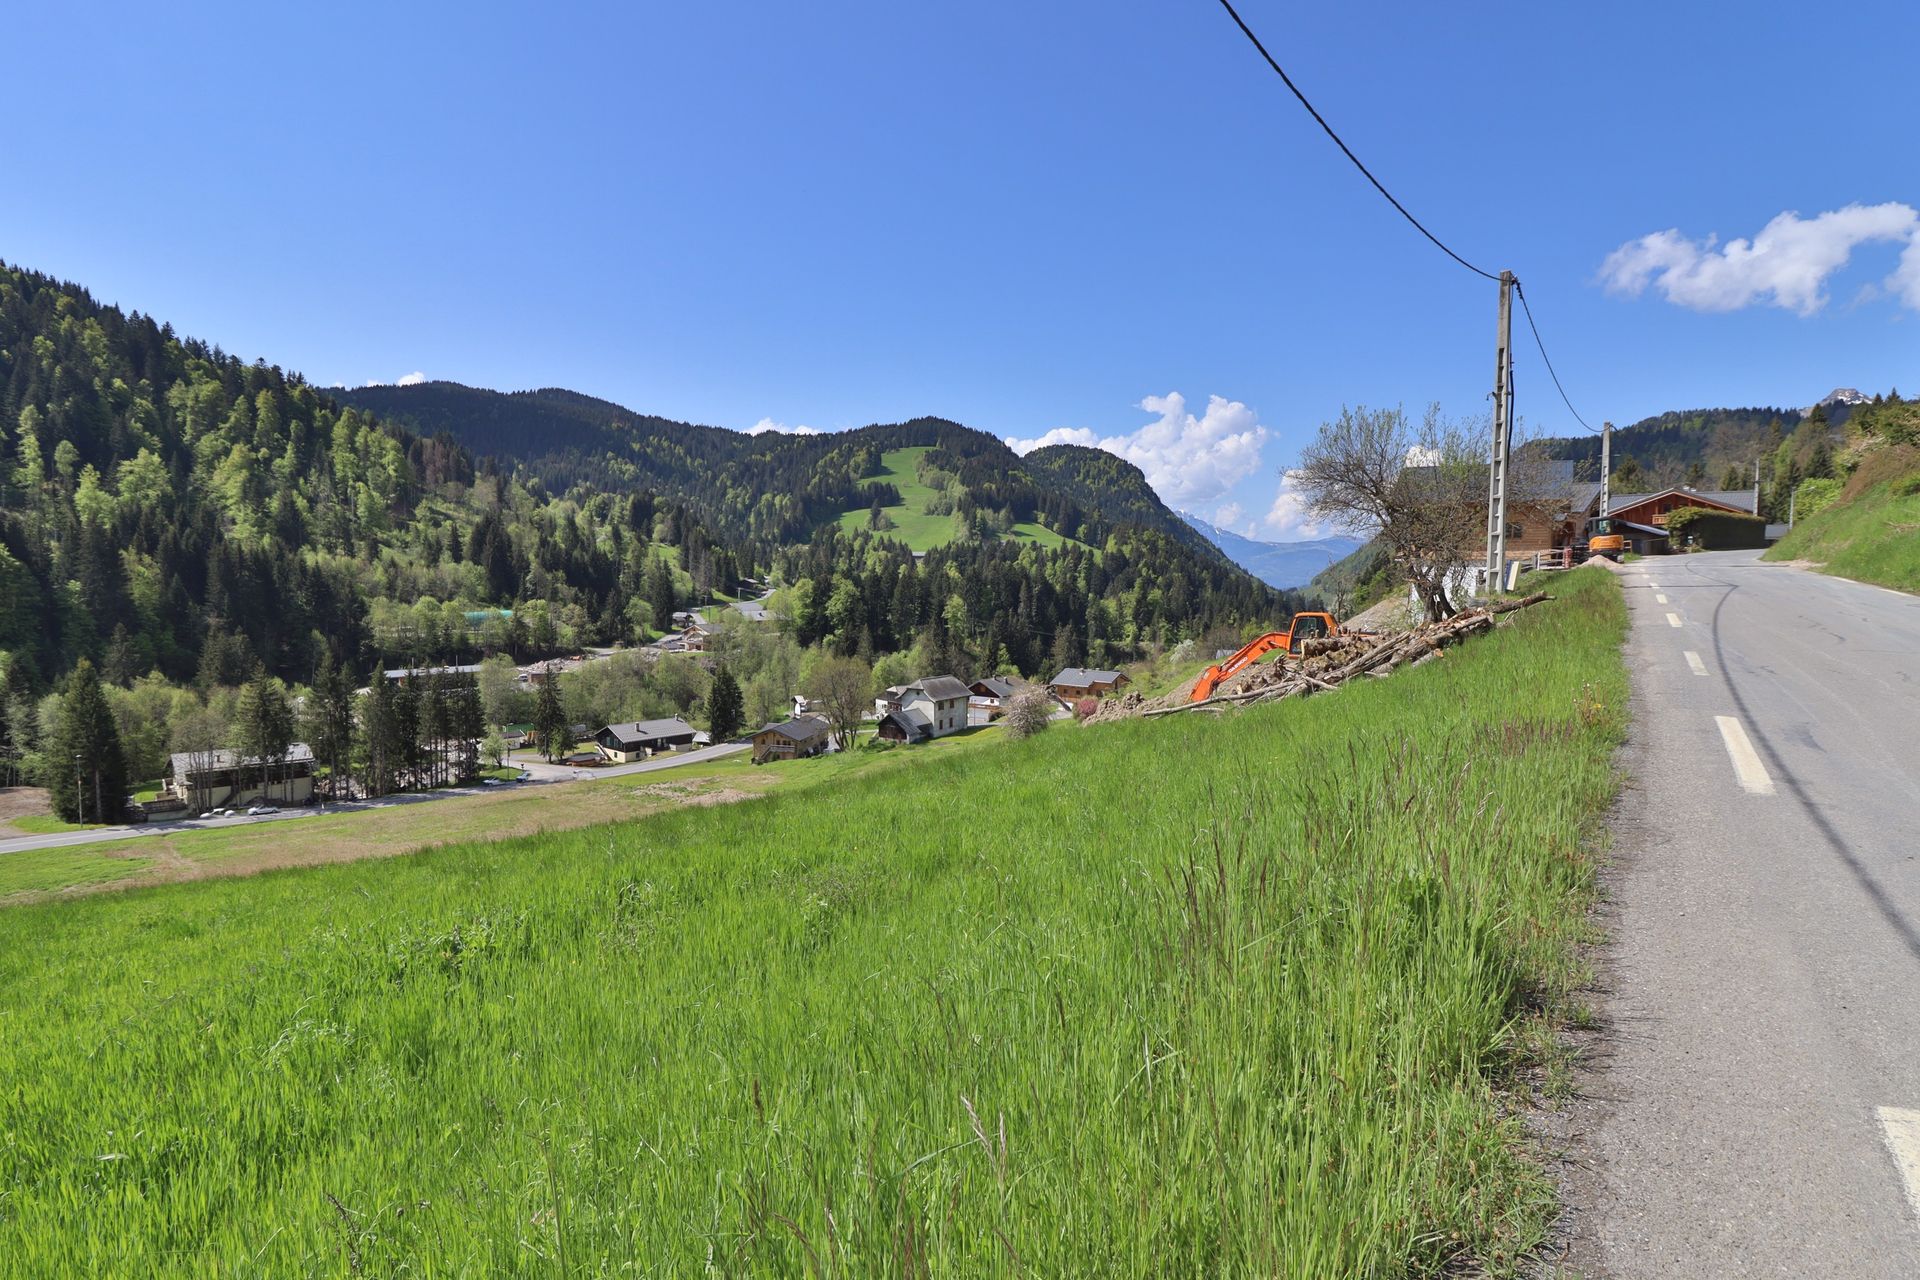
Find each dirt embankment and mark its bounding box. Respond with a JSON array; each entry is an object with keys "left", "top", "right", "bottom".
[{"left": 0, "top": 788, "right": 53, "bottom": 825}]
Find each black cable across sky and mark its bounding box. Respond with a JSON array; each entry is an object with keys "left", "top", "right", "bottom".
[
  {"left": 1211, "top": 0, "right": 1501, "bottom": 283},
  {"left": 1213, "top": 0, "right": 1604, "bottom": 436},
  {"left": 1514, "top": 283, "right": 1600, "bottom": 435}
]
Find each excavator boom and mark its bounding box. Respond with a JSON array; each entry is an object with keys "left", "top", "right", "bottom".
[{"left": 1189, "top": 611, "right": 1340, "bottom": 702}]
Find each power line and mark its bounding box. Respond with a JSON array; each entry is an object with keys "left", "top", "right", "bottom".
[
  {"left": 1213, "top": 0, "right": 1603, "bottom": 439},
  {"left": 1212, "top": 0, "right": 1500, "bottom": 282},
  {"left": 1513, "top": 281, "right": 1600, "bottom": 435}
]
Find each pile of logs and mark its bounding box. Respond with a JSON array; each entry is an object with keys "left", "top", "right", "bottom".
[{"left": 1141, "top": 592, "right": 1551, "bottom": 718}]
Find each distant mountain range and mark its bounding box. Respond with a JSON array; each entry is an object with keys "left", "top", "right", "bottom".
[{"left": 1177, "top": 513, "right": 1362, "bottom": 590}]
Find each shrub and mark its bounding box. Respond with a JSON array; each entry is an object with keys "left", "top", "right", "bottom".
[
  {"left": 1665, "top": 505, "right": 1767, "bottom": 550},
  {"left": 1004, "top": 687, "right": 1054, "bottom": 740},
  {"left": 1073, "top": 697, "right": 1099, "bottom": 721},
  {"left": 1791, "top": 477, "right": 1842, "bottom": 521}
]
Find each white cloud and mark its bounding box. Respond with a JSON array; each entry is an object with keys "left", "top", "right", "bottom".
[
  {"left": 745, "top": 417, "right": 821, "bottom": 436},
  {"left": 1259, "top": 468, "right": 1334, "bottom": 540},
  {"left": 1006, "top": 426, "right": 1100, "bottom": 452},
  {"left": 1599, "top": 203, "right": 1920, "bottom": 315},
  {"left": 396, "top": 371, "right": 428, "bottom": 386},
  {"left": 1212, "top": 501, "right": 1246, "bottom": 534},
  {"left": 1006, "top": 392, "right": 1269, "bottom": 507}
]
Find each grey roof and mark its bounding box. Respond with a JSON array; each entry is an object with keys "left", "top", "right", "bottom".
[
  {"left": 900, "top": 675, "right": 971, "bottom": 702},
  {"left": 760, "top": 714, "right": 830, "bottom": 740},
  {"left": 1608, "top": 487, "right": 1757, "bottom": 515},
  {"left": 878, "top": 709, "right": 931, "bottom": 741},
  {"left": 599, "top": 718, "right": 697, "bottom": 745},
  {"left": 1051, "top": 667, "right": 1124, "bottom": 687},
  {"left": 171, "top": 742, "right": 316, "bottom": 774},
  {"left": 1568, "top": 480, "right": 1602, "bottom": 516},
  {"left": 381, "top": 663, "right": 483, "bottom": 680},
  {"left": 970, "top": 677, "right": 1017, "bottom": 699}
]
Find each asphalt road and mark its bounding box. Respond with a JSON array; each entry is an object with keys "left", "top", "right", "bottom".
[
  {"left": 1589, "top": 550, "right": 1920, "bottom": 1276},
  {"left": 511, "top": 741, "right": 748, "bottom": 782}
]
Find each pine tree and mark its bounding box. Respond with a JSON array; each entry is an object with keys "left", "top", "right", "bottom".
[
  {"left": 533, "top": 667, "right": 570, "bottom": 762},
  {"left": 235, "top": 669, "right": 294, "bottom": 803},
  {"left": 49, "top": 659, "right": 128, "bottom": 823},
  {"left": 306, "top": 653, "right": 357, "bottom": 801},
  {"left": 361, "top": 676, "right": 400, "bottom": 797},
  {"left": 707, "top": 666, "right": 744, "bottom": 742}
]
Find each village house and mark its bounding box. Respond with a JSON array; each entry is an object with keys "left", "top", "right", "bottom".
[
  {"left": 1588, "top": 486, "right": 1761, "bottom": 555},
  {"left": 166, "top": 743, "right": 317, "bottom": 810},
  {"left": 753, "top": 715, "right": 830, "bottom": 763},
  {"left": 875, "top": 676, "right": 971, "bottom": 739},
  {"left": 381, "top": 662, "right": 484, "bottom": 686},
  {"left": 593, "top": 717, "right": 699, "bottom": 763},
  {"left": 967, "top": 676, "right": 1019, "bottom": 726},
  {"left": 1049, "top": 668, "right": 1129, "bottom": 701}
]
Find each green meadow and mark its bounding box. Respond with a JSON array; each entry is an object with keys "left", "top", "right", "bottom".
[
  {"left": 836, "top": 446, "right": 1083, "bottom": 552},
  {"left": 0, "top": 569, "right": 1626, "bottom": 1277}
]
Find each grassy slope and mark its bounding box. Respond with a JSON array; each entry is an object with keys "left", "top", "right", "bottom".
[
  {"left": 836, "top": 446, "right": 1082, "bottom": 551},
  {"left": 1763, "top": 443, "right": 1920, "bottom": 591},
  {"left": 0, "top": 570, "right": 1625, "bottom": 1277},
  {"left": 0, "top": 731, "right": 1010, "bottom": 901}
]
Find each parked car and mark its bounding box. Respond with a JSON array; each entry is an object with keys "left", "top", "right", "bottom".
[{"left": 246, "top": 804, "right": 280, "bottom": 815}]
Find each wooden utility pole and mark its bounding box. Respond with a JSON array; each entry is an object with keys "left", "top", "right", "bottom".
[{"left": 1484, "top": 270, "right": 1516, "bottom": 590}]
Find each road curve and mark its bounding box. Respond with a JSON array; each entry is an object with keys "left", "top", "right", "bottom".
[{"left": 1589, "top": 551, "right": 1920, "bottom": 1277}]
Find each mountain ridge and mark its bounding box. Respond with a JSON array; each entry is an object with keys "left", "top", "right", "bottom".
[
  {"left": 336, "top": 381, "right": 1235, "bottom": 565},
  {"left": 1177, "top": 512, "right": 1362, "bottom": 590}
]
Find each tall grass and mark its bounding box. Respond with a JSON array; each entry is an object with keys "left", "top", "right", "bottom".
[{"left": 0, "top": 570, "right": 1626, "bottom": 1277}]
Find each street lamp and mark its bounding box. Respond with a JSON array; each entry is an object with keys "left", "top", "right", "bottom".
[{"left": 73, "top": 753, "right": 84, "bottom": 823}]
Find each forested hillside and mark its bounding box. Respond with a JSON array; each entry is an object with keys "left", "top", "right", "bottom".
[
  {"left": 0, "top": 261, "right": 1288, "bottom": 817},
  {"left": 1534, "top": 405, "right": 1806, "bottom": 494},
  {"left": 339, "top": 382, "right": 1224, "bottom": 558},
  {"left": 0, "top": 264, "right": 745, "bottom": 690}
]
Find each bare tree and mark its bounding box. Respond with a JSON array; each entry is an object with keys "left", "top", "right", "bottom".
[
  {"left": 169, "top": 706, "right": 228, "bottom": 812},
  {"left": 1294, "top": 405, "right": 1566, "bottom": 622},
  {"left": 811, "top": 654, "right": 872, "bottom": 751}
]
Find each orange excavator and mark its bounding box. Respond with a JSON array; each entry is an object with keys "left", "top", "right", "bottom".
[{"left": 1190, "top": 611, "right": 1342, "bottom": 702}]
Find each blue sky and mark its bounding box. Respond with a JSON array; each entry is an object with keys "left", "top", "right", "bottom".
[{"left": 6, "top": 1, "right": 1916, "bottom": 539}]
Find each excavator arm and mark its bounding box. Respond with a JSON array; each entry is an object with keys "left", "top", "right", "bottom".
[
  {"left": 1190, "top": 631, "right": 1292, "bottom": 702},
  {"left": 1188, "top": 612, "right": 1341, "bottom": 703}
]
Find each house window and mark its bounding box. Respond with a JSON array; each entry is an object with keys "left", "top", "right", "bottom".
[{"left": 1506, "top": 522, "right": 1524, "bottom": 539}]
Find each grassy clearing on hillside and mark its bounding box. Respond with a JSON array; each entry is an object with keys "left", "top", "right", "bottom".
[
  {"left": 0, "top": 571, "right": 1625, "bottom": 1277},
  {"left": 836, "top": 446, "right": 1085, "bottom": 552},
  {"left": 1764, "top": 444, "right": 1920, "bottom": 591}
]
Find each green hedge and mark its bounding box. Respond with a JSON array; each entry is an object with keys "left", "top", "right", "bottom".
[{"left": 1666, "top": 505, "right": 1768, "bottom": 549}]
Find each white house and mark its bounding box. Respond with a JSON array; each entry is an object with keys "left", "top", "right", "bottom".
[{"left": 883, "top": 675, "right": 971, "bottom": 739}]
